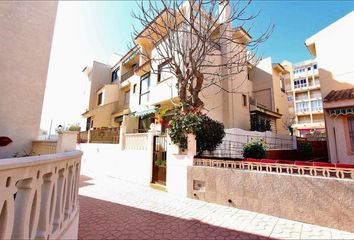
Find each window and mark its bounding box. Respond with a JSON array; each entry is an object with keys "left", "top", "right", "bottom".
[
  {"left": 313, "top": 64, "right": 318, "bottom": 70},
  {"left": 111, "top": 67, "right": 120, "bottom": 82},
  {"left": 294, "top": 79, "right": 307, "bottom": 89},
  {"left": 288, "top": 95, "right": 293, "bottom": 101},
  {"left": 133, "top": 84, "right": 137, "bottom": 93},
  {"left": 124, "top": 90, "right": 130, "bottom": 105},
  {"left": 157, "top": 61, "right": 171, "bottom": 83},
  {"left": 139, "top": 74, "right": 150, "bottom": 105},
  {"left": 280, "top": 77, "right": 285, "bottom": 92},
  {"left": 348, "top": 117, "right": 354, "bottom": 152},
  {"left": 296, "top": 102, "right": 309, "bottom": 112},
  {"left": 307, "top": 67, "right": 311, "bottom": 71},
  {"left": 242, "top": 94, "right": 247, "bottom": 106},
  {"left": 97, "top": 92, "right": 103, "bottom": 106},
  {"left": 311, "top": 100, "right": 323, "bottom": 111}
]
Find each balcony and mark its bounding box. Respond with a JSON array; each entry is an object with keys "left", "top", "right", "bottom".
[
  {"left": 0, "top": 150, "right": 82, "bottom": 239},
  {"left": 121, "top": 66, "right": 138, "bottom": 83}
]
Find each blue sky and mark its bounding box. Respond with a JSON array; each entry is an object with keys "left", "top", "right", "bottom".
[
  {"left": 80, "top": 0, "right": 354, "bottom": 63},
  {"left": 40, "top": 1, "right": 354, "bottom": 132}
]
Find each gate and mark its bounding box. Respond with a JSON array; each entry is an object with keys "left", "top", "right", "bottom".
[{"left": 152, "top": 135, "right": 167, "bottom": 185}]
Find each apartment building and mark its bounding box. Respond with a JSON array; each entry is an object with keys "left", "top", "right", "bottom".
[
  {"left": 282, "top": 59, "right": 325, "bottom": 137},
  {"left": 82, "top": 1, "right": 289, "bottom": 135},
  {"left": 0, "top": 2, "right": 58, "bottom": 158},
  {"left": 248, "top": 57, "right": 289, "bottom": 134},
  {"left": 305, "top": 10, "right": 354, "bottom": 164}
]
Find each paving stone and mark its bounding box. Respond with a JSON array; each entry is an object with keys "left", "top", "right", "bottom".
[{"left": 78, "top": 167, "right": 354, "bottom": 240}]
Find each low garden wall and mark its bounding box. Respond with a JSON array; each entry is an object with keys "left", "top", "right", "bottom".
[
  {"left": 78, "top": 142, "right": 153, "bottom": 186},
  {"left": 187, "top": 161, "right": 354, "bottom": 232}
]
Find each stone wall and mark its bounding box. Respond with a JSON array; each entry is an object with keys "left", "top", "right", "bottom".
[{"left": 187, "top": 166, "right": 354, "bottom": 232}]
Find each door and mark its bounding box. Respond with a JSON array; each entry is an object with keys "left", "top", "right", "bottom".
[{"left": 152, "top": 135, "right": 167, "bottom": 185}]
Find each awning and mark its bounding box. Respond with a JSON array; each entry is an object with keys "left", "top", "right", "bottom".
[
  {"left": 328, "top": 107, "right": 354, "bottom": 116},
  {"left": 134, "top": 107, "right": 158, "bottom": 118},
  {"left": 114, "top": 115, "right": 124, "bottom": 122}
]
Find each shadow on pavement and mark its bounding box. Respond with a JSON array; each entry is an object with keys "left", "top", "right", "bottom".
[{"left": 79, "top": 195, "right": 274, "bottom": 240}]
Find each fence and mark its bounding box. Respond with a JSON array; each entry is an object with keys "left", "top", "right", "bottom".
[
  {"left": 32, "top": 140, "right": 57, "bottom": 155},
  {"left": 194, "top": 158, "right": 354, "bottom": 180},
  {"left": 125, "top": 133, "right": 148, "bottom": 150},
  {"left": 78, "top": 128, "right": 120, "bottom": 144},
  {"left": 199, "top": 128, "right": 295, "bottom": 159}
]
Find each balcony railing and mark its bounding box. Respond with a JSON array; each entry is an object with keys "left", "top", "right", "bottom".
[
  {"left": 0, "top": 150, "right": 82, "bottom": 239},
  {"left": 121, "top": 65, "right": 138, "bottom": 83}
]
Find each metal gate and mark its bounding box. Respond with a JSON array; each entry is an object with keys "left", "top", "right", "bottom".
[{"left": 152, "top": 135, "right": 167, "bottom": 184}]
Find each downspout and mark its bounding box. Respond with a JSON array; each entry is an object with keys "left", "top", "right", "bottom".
[{"left": 332, "top": 115, "right": 339, "bottom": 163}]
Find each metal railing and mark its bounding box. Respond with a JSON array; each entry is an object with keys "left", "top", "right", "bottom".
[
  {"left": 198, "top": 132, "right": 294, "bottom": 159},
  {"left": 78, "top": 128, "right": 120, "bottom": 144},
  {"left": 125, "top": 133, "right": 148, "bottom": 150},
  {"left": 121, "top": 65, "right": 138, "bottom": 83}
]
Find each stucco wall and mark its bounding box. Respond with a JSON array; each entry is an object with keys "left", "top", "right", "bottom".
[
  {"left": 0, "top": 2, "right": 58, "bottom": 158},
  {"left": 88, "top": 61, "right": 112, "bottom": 110},
  {"left": 187, "top": 166, "right": 354, "bottom": 232},
  {"left": 306, "top": 11, "right": 354, "bottom": 163},
  {"left": 78, "top": 143, "right": 153, "bottom": 186}
]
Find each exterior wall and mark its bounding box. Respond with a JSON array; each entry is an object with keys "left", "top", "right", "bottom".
[
  {"left": 306, "top": 11, "right": 354, "bottom": 163},
  {"left": 249, "top": 58, "right": 289, "bottom": 134},
  {"left": 187, "top": 166, "right": 354, "bottom": 232},
  {"left": 0, "top": 2, "right": 58, "bottom": 158},
  {"left": 88, "top": 61, "right": 112, "bottom": 110},
  {"left": 250, "top": 58, "right": 274, "bottom": 109},
  {"left": 325, "top": 113, "right": 354, "bottom": 164}
]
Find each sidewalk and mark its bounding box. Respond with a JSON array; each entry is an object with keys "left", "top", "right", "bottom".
[{"left": 78, "top": 169, "right": 354, "bottom": 240}]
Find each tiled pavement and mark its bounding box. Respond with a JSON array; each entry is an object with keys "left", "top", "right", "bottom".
[{"left": 78, "top": 169, "right": 354, "bottom": 240}]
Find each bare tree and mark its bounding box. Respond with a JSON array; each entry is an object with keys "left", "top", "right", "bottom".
[
  {"left": 282, "top": 113, "right": 296, "bottom": 136},
  {"left": 132, "top": 0, "right": 273, "bottom": 108}
]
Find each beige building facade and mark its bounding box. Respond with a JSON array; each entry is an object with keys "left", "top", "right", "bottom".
[
  {"left": 282, "top": 59, "right": 325, "bottom": 137},
  {"left": 0, "top": 2, "right": 58, "bottom": 158},
  {"left": 82, "top": 2, "right": 289, "bottom": 135},
  {"left": 305, "top": 10, "right": 354, "bottom": 164}
]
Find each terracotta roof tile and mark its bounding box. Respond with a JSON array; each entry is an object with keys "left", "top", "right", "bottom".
[{"left": 324, "top": 88, "right": 354, "bottom": 102}]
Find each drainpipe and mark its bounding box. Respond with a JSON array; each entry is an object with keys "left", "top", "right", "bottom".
[{"left": 332, "top": 115, "right": 339, "bottom": 163}]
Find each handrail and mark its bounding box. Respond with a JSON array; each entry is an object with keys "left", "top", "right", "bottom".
[
  {"left": 0, "top": 150, "right": 82, "bottom": 239},
  {"left": 121, "top": 65, "right": 138, "bottom": 83}
]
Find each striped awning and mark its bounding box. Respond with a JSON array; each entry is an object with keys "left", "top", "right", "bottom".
[
  {"left": 328, "top": 107, "right": 354, "bottom": 116},
  {"left": 134, "top": 107, "right": 158, "bottom": 118}
]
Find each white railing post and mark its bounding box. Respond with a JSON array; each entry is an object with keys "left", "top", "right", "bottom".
[
  {"left": 119, "top": 125, "right": 126, "bottom": 150},
  {"left": 292, "top": 135, "right": 297, "bottom": 149},
  {"left": 147, "top": 123, "right": 156, "bottom": 183},
  {"left": 56, "top": 131, "right": 78, "bottom": 153},
  {"left": 166, "top": 133, "right": 196, "bottom": 196}
]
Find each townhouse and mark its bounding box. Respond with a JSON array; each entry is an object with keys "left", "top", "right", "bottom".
[
  {"left": 82, "top": 1, "right": 290, "bottom": 135},
  {"left": 305, "top": 10, "right": 354, "bottom": 164}
]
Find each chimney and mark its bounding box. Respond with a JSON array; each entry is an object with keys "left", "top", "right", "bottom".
[{"left": 219, "top": 0, "right": 230, "bottom": 24}]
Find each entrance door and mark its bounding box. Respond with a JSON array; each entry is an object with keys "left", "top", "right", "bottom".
[{"left": 152, "top": 135, "right": 167, "bottom": 185}]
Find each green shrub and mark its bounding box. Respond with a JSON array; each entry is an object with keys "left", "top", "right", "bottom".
[
  {"left": 297, "top": 141, "right": 312, "bottom": 160},
  {"left": 168, "top": 104, "right": 225, "bottom": 154},
  {"left": 68, "top": 124, "right": 81, "bottom": 131},
  {"left": 242, "top": 138, "right": 269, "bottom": 159}
]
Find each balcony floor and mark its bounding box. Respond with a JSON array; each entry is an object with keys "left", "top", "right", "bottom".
[{"left": 78, "top": 167, "right": 354, "bottom": 240}]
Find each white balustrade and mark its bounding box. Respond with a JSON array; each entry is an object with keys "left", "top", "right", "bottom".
[
  {"left": 125, "top": 133, "right": 149, "bottom": 150},
  {"left": 0, "top": 150, "right": 82, "bottom": 239}
]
